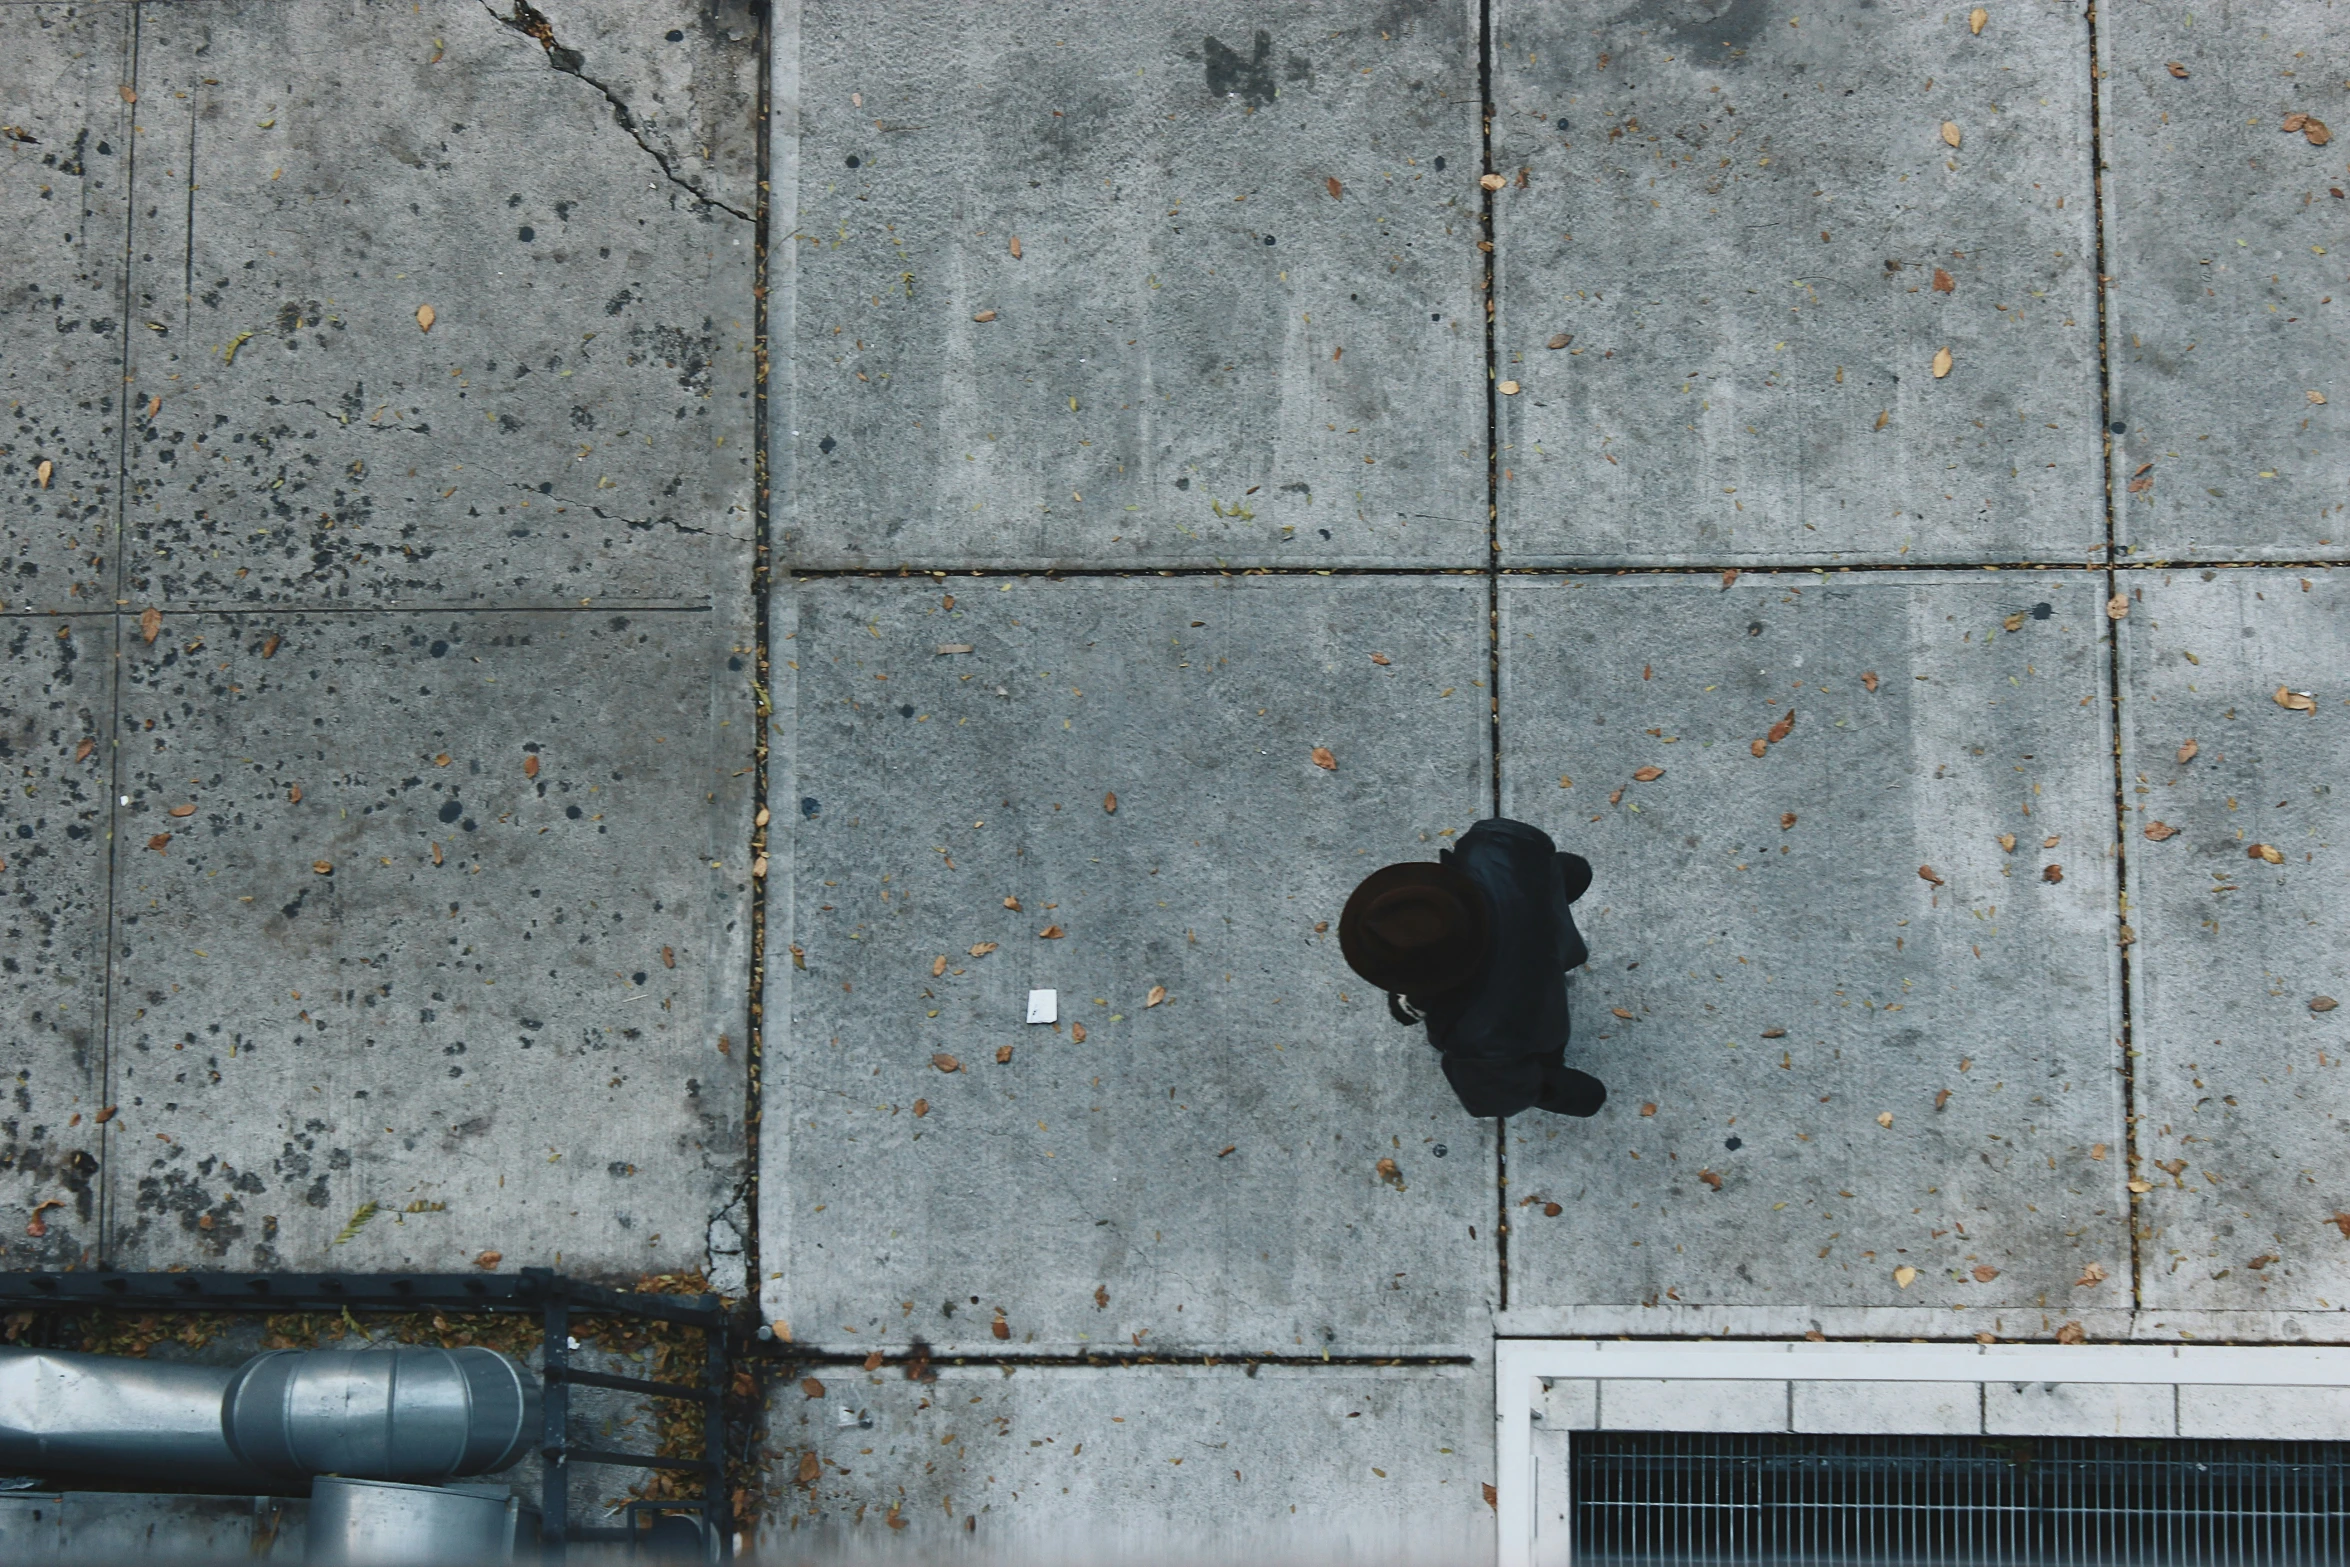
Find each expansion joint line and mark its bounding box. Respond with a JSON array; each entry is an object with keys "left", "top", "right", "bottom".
[
  {"left": 2083, "top": 0, "right": 2143, "bottom": 1311},
  {"left": 1477, "top": 0, "right": 1509, "bottom": 1313},
  {"left": 745, "top": 3, "right": 776, "bottom": 1315}
]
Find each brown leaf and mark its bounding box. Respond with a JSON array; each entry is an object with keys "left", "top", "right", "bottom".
[
  {"left": 1609, "top": 787, "right": 1626, "bottom": 804},
  {"left": 932, "top": 955, "right": 948, "bottom": 978},
  {"left": 1998, "top": 833, "right": 2018, "bottom": 852},
  {"left": 2143, "top": 821, "right": 2179, "bottom": 841},
  {"left": 432, "top": 843, "right": 444, "bottom": 866},
  {"left": 26, "top": 1199, "right": 63, "bottom": 1238},
  {"left": 1933, "top": 268, "right": 1956, "bottom": 293},
  {"left": 968, "top": 942, "right": 998, "bottom": 957},
  {"left": 288, "top": 784, "right": 302, "bottom": 803},
  {"left": 1931, "top": 345, "right": 1954, "bottom": 378},
  {"left": 1761, "top": 1027, "right": 1786, "bottom": 1039},
  {"left": 139, "top": 607, "right": 161, "bottom": 644},
  {"left": 912, "top": 1099, "right": 928, "bottom": 1117},
  {"left": 1698, "top": 1168, "right": 1723, "bottom": 1190},
  {"left": 932, "top": 1053, "right": 961, "bottom": 1073},
  {"left": 146, "top": 834, "right": 171, "bottom": 852},
  {"left": 145, "top": 395, "right": 161, "bottom": 420},
  {"left": 1146, "top": 985, "right": 1167, "bottom": 1008},
  {"left": 95, "top": 1104, "right": 117, "bottom": 1125},
  {"left": 2251, "top": 843, "right": 2284, "bottom": 865},
  {"left": 1008, "top": 236, "right": 1022, "bottom": 258},
  {"left": 795, "top": 1451, "right": 821, "bottom": 1486},
  {"left": 1038, "top": 924, "right": 1064, "bottom": 939},
  {"left": 262, "top": 634, "right": 281, "bottom": 659},
  {"left": 117, "top": 83, "right": 136, "bottom": 104},
  {"left": 1720, "top": 568, "right": 1741, "bottom": 590},
  {"left": 2331, "top": 1213, "right": 2350, "bottom": 1239},
  {"left": 1003, "top": 896, "right": 1021, "bottom": 911},
  {"left": 1749, "top": 740, "right": 1768, "bottom": 759},
  {"left": 2175, "top": 738, "right": 2198, "bottom": 765},
  {"left": 1767, "top": 710, "right": 1795, "bottom": 744},
  {"left": 1093, "top": 1284, "right": 1110, "bottom": 1310},
  {"left": 1639, "top": 1103, "right": 1658, "bottom": 1117},
  {"left": 2127, "top": 474, "right": 2154, "bottom": 494},
  {"left": 1918, "top": 865, "right": 1945, "bottom": 887},
  {"left": 1972, "top": 1264, "right": 2000, "bottom": 1282},
  {"left": 2156, "top": 1158, "right": 2187, "bottom": 1176},
  {"left": 1376, "top": 1157, "right": 1405, "bottom": 1189},
  {"left": 2090, "top": 1142, "right": 2108, "bottom": 1161},
  {"left": 1483, "top": 1483, "right": 1499, "bottom": 1511},
  {"left": 1630, "top": 765, "right": 1664, "bottom": 783},
  {"left": 2275, "top": 685, "right": 2317, "bottom": 713},
  {"left": 1935, "top": 1088, "right": 1953, "bottom": 1110},
  {"left": 800, "top": 1377, "right": 826, "bottom": 1399},
  {"left": 1310, "top": 746, "right": 1338, "bottom": 771},
  {"left": 996, "top": 1043, "right": 1016, "bottom": 1062},
  {"left": 1781, "top": 812, "right": 1797, "bottom": 830},
  {"left": 523, "top": 753, "right": 540, "bottom": 779},
  {"left": 475, "top": 1250, "right": 503, "bottom": 1270},
  {"left": 2311, "top": 997, "right": 2339, "bottom": 1013},
  {"left": 1939, "top": 121, "right": 1962, "bottom": 149},
  {"left": 167, "top": 802, "right": 196, "bottom": 818},
  {"left": 1541, "top": 1201, "right": 1563, "bottom": 1218},
  {"left": 1068, "top": 1022, "right": 1085, "bottom": 1044},
  {"left": 2003, "top": 612, "right": 2026, "bottom": 633},
  {"left": 74, "top": 738, "right": 95, "bottom": 763},
  {"left": 2306, "top": 118, "right": 2333, "bottom": 147},
  {"left": 1546, "top": 332, "right": 1572, "bottom": 350},
  {"left": 2042, "top": 863, "right": 2064, "bottom": 884},
  {"left": 2166, "top": 61, "right": 2188, "bottom": 78},
  {"left": 1326, "top": 175, "right": 1344, "bottom": 200},
  {"left": 1102, "top": 791, "right": 1117, "bottom": 814},
  {"left": 312, "top": 860, "right": 333, "bottom": 875},
  {"left": 2311, "top": 390, "right": 2329, "bottom": 405},
  {"left": 2075, "top": 1261, "right": 2107, "bottom": 1287},
  {"left": 1861, "top": 670, "right": 1880, "bottom": 692},
  {"left": 1370, "top": 652, "right": 1391, "bottom": 665},
  {"left": 416, "top": 303, "right": 435, "bottom": 333},
  {"left": 2055, "top": 1320, "right": 2087, "bottom": 1344},
  {"left": 989, "top": 1309, "right": 1013, "bottom": 1341},
  {"left": 1611, "top": 1007, "right": 1635, "bottom": 1020}
]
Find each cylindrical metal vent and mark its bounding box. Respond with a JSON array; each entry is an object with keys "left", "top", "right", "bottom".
[
  {"left": 224, "top": 1346, "right": 536, "bottom": 1484},
  {"left": 305, "top": 1477, "right": 523, "bottom": 1566}
]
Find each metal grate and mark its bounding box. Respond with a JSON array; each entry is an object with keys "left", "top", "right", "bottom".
[{"left": 1572, "top": 1430, "right": 2350, "bottom": 1565}]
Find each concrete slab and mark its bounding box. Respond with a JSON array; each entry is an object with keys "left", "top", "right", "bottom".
[
  {"left": 0, "top": 616, "right": 112, "bottom": 1270},
  {"left": 100, "top": 607, "right": 752, "bottom": 1275},
  {"left": 753, "top": 1360, "right": 1494, "bottom": 1563},
  {"left": 764, "top": 575, "right": 1493, "bottom": 1354},
  {"left": 2101, "top": 3, "right": 2350, "bottom": 563},
  {"left": 2116, "top": 568, "right": 2350, "bottom": 1313},
  {"left": 119, "top": 0, "right": 755, "bottom": 612},
  {"left": 1789, "top": 1379, "right": 1979, "bottom": 1436},
  {"left": 1599, "top": 1378, "right": 1787, "bottom": 1434},
  {"left": 1492, "top": 1, "right": 2103, "bottom": 567},
  {"left": 0, "top": 4, "right": 135, "bottom": 615},
  {"left": 778, "top": 2, "right": 1486, "bottom": 571},
  {"left": 1497, "top": 573, "right": 2128, "bottom": 1320},
  {"left": 1984, "top": 1379, "right": 2176, "bottom": 1437}
]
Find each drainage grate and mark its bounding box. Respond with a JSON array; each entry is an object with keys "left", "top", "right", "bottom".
[{"left": 1572, "top": 1431, "right": 2350, "bottom": 1565}]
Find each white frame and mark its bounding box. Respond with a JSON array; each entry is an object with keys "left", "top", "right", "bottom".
[{"left": 1494, "top": 1338, "right": 2350, "bottom": 1567}]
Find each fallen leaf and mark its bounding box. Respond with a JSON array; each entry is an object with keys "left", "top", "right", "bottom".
[
  {"left": 1931, "top": 345, "right": 1954, "bottom": 379},
  {"left": 1640, "top": 1103, "right": 1657, "bottom": 1117},
  {"left": 1761, "top": 1027, "right": 1787, "bottom": 1039},
  {"left": 34, "top": 458, "right": 54, "bottom": 490},
  {"left": 2175, "top": 737, "right": 2199, "bottom": 765},
  {"left": 1371, "top": 652, "right": 1391, "bottom": 665},
  {"left": 1009, "top": 236, "right": 1022, "bottom": 258},
  {"left": 1934, "top": 268, "right": 1956, "bottom": 293},
  {"left": 1479, "top": 172, "right": 1506, "bottom": 191},
  {"left": 1940, "top": 121, "right": 1962, "bottom": 149},
  {"left": 971, "top": 309, "right": 997, "bottom": 322},
  {"left": 2275, "top": 685, "right": 2317, "bottom": 713},
  {"left": 73, "top": 738, "right": 95, "bottom": 763},
  {"left": 2156, "top": 1158, "right": 2187, "bottom": 1177},
  {"left": 1721, "top": 568, "right": 1740, "bottom": 590},
  {"left": 118, "top": 83, "right": 136, "bottom": 104},
  {"left": 2167, "top": 60, "right": 2188, "bottom": 78},
  {"left": 932, "top": 955, "right": 948, "bottom": 978},
  {"left": 1547, "top": 332, "right": 1573, "bottom": 350},
  {"left": 2128, "top": 1180, "right": 2153, "bottom": 1194},
  {"left": 1998, "top": 833, "right": 2018, "bottom": 852},
  {"left": 312, "top": 860, "right": 333, "bottom": 875},
  {"left": 1310, "top": 746, "right": 1338, "bottom": 771},
  {"left": 1698, "top": 1169, "right": 1723, "bottom": 1190},
  {"left": 2248, "top": 1253, "right": 2279, "bottom": 1270},
  {"left": 146, "top": 834, "right": 171, "bottom": 852},
  {"left": 2332, "top": 1213, "right": 2350, "bottom": 1239},
  {"left": 1498, "top": 379, "right": 1521, "bottom": 395},
  {"left": 1935, "top": 1088, "right": 1952, "bottom": 1109},
  {"left": 26, "top": 1199, "right": 64, "bottom": 1238},
  {"left": 1972, "top": 1264, "right": 2000, "bottom": 1282},
  {"left": 1612, "top": 1007, "right": 1635, "bottom": 1020},
  {"left": 800, "top": 1377, "right": 826, "bottom": 1399},
  {"left": 2056, "top": 1321, "right": 2087, "bottom": 1345},
  {"left": 416, "top": 303, "right": 435, "bottom": 333},
  {"left": 1632, "top": 766, "right": 1664, "bottom": 782},
  {"left": 1094, "top": 1285, "right": 1110, "bottom": 1309},
  {"left": 1861, "top": 670, "right": 1880, "bottom": 692},
  {"left": 332, "top": 1202, "right": 378, "bottom": 1246},
  {"left": 1781, "top": 813, "right": 1797, "bottom": 830},
  {"left": 1103, "top": 791, "right": 1117, "bottom": 814},
  {"left": 1877, "top": 1111, "right": 1895, "bottom": 1128},
  {"left": 932, "top": 1053, "right": 961, "bottom": 1073},
  {"left": 2311, "top": 997, "right": 2339, "bottom": 1013},
  {"left": 1610, "top": 787, "right": 1627, "bottom": 804},
  {"left": 140, "top": 607, "right": 161, "bottom": 644},
  {"left": 1038, "top": 924, "right": 1064, "bottom": 939},
  {"left": 432, "top": 843, "right": 444, "bottom": 866},
  {"left": 2076, "top": 1261, "right": 2107, "bottom": 1287},
  {"left": 1483, "top": 1483, "right": 1498, "bottom": 1511},
  {"left": 1216, "top": 1144, "right": 1236, "bottom": 1158},
  {"left": 2251, "top": 843, "right": 2284, "bottom": 865},
  {"left": 968, "top": 942, "right": 998, "bottom": 957},
  {"left": 2303, "top": 117, "right": 2333, "bottom": 147},
  {"left": 2042, "top": 863, "right": 2064, "bottom": 884},
  {"left": 1873, "top": 409, "right": 1891, "bottom": 431},
  {"left": 2310, "top": 390, "right": 2328, "bottom": 405},
  {"left": 1918, "top": 865, "right": 1945, "bottom": 887},
  {"left": 2127, "top": 474, "right": 2154, "bottom": 495},
  {"left": 796, "top": 1452, "right": 821, "bottom": 1487},
  {"left": 1894, "top": 1264, "right": 1918, "bottom": 1288},
  {"left": 1767, "top": 710, "right": 1795, "bottom": 744},
  {"left": 288, "top": 784, "right": 302, "bottom": 803},
  {"left": 435, "top": 753, "right": 452, "bottom": 767},
  {"left": 2002, "top": 611, "right": 2027, "bottom": 634},
  {"left": 475, "top": 1250, "right": 502, "bottom": 1270},
  {"left": 2143, "top": 821, "right": 2179, "bottom": 841},
  {"left": 1327, "top": 175, "right": 1343, "bottom": 199},
  {"left": 1003, "top": 896, "right": 1021, "bottom": 911},
  {"left": 167, "top": 802, "right": 196, "bottom": 818},
  {"left": 1376, "top": 1157, "right": 1405, "bottom": 1189},
  {"left": 2106, "top": 593, "right": 2129, "bottom": 620},
  {"left": 997, "top": 1043, "right": 1017, "bottom": 1062},
  {"left": 1969, "top": 8, "right": 1988, "bottom": 34},
  {"left": 912, "top": 1099, "right": 928, "bottom": 1117},
  {"left": 1146, "top": 985, "right": 1167, "bottom": 1007}
]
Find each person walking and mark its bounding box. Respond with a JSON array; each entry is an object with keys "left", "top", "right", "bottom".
[{"left": 1337, "top": 817, "right": 1606, "bottom": 1120}]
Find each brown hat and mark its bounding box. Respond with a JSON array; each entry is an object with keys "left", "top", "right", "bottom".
[{"left": 1338, "top": 861, "right": 1490, "bottom": 996}]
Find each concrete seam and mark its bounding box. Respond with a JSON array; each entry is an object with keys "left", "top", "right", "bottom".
[
  {"left": 2083, "top": 0, "right": 2143, "bottom": 1315},
  {"left": 1478, "top": 0, "right": 1508, "bottom": 1321}
]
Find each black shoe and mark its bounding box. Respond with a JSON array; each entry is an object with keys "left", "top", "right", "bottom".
[{"left": 1537, "top": 1066, "right": 1606, "bottom": 1118}]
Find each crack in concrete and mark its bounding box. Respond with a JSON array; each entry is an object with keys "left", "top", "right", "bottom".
[
  {"left": 485, "top": 0, "right": 753, "bottom": 223},
  {"left": 507, "top": 480, "right": 745, "bottom": 541}
]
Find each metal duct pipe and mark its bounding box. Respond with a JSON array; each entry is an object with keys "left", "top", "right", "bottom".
[{"left": 0, "top": 1346, "right": 536, "bottom": 1488}]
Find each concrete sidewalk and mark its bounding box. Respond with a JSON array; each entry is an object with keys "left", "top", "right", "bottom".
[{"left": 3, "top": 0, "right": 2347, "bottom": 1556}]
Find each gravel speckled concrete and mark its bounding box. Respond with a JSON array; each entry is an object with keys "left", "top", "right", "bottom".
[{"left": 2117, "top": 568, "right": 2350, "bottom": 1312}]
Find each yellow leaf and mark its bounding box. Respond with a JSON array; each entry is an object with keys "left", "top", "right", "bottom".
[
  {"left": 1893, "top": 1265, "right": 1918, "bottom": 1288},
  {"left": 1940, "top": 121, "right": 1962, "bottom": 148},
  {"left": 968, "top": 942, "right": 998, "bottom": 957},
  {"left": 1009, "top": 236, "right": 1022, "bottom": 258},
  {"left": 1498, "top": 379, "right": 1521, "bottom": 395},
  {"left": 416, "top": 303, "right": 435, "bottom": 333},
  {"left": 35, "top": 459, "right": 53, "bottom": 488},
  {"left": 1146, "top": 985, "right": 1167, "bottom": 1007},
  {"left": 1969, "top": 7, "right": 1988, "bottom": 34},
  {"left": 972, "top": 309, "right": 997, "bottom": 322},
  {"left": 1877, "top": 1111, "right": 1895, "bottom": 1128},
  {"left": 1931, "top": 345, "right": 1954, "bottom": 379}
]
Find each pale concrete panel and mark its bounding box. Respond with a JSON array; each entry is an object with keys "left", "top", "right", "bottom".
[
  {"left": 1986, "top": 1380, "right": 2177, "bottom": 1437},
  {"left": 1600, "top": 1378, "right": 1788, "bottom": 1433},
  {"left": 1791, "top": 1379, "right": 1981, "bottom": 1436}
]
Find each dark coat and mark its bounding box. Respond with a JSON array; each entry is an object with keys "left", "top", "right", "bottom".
[{"left": 1405, "top": 818, "right": 1595, "bottom": 1118}]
